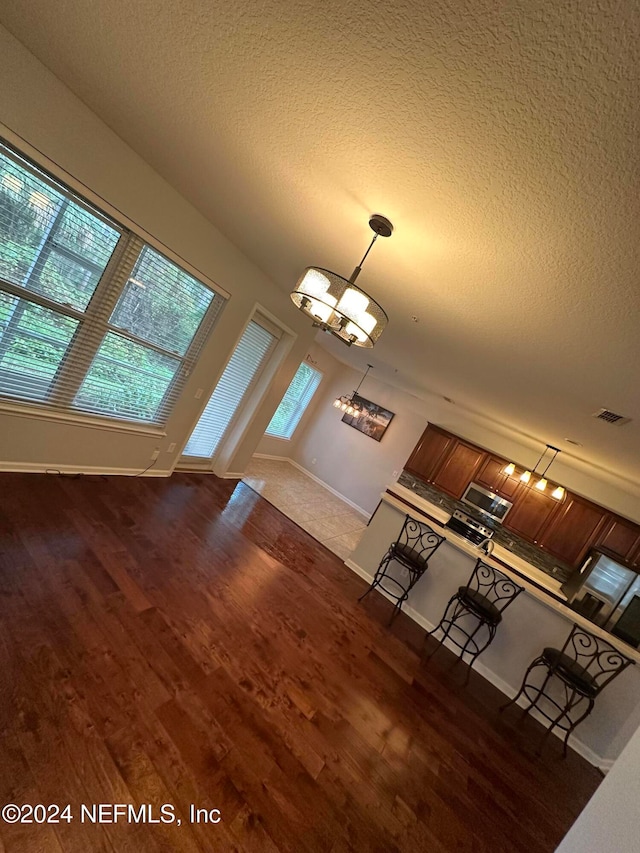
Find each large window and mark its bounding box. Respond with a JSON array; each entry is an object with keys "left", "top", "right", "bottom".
[
  {"left": 0, "top": 139, "right": 224, "bottom": 425},
  {"left": 266, "top": 361, "right": 322, "bottom": 439}
]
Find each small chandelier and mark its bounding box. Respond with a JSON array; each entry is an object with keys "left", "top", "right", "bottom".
[
  {"left": 503, "top": 445, "right": 565, "bottom": 500},
  {"left": 333, "top": 364, "right": 373, "bottom": 418},
  {"left": 290, "top": 214, "right": 392, "bottom": 348}
]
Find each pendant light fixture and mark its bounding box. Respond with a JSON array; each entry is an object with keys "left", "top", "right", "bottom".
[
  {"left": 290, "top": 214, "right": 391, "bottom": 348},
  {"left": 503, "top": 445, "right": 565, "bottom": 500},
  {"left": 333, "top": 364, "right": 373, "bottom": 418}
]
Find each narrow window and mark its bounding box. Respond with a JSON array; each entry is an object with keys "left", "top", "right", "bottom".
[{"left": 265, "top": 361, "right": 322, "bottom": 439}]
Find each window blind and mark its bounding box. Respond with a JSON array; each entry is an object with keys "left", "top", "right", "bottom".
[
  {"left": 183, "top": 319, "right": 278, "bottom": 458},
  {"left": 265, "top": 361, "right": 322, "bottom": 439},
  {"left": 0, "top": 139, "right": 225, "bottom": 425}
]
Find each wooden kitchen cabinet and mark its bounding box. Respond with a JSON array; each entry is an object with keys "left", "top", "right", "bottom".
[
  {"left": 596, "top": 516, "right": 640, "bottom": 565},
  {"left": 404, "top": 425, "right": 456, "bottom": 482},
  {"left": 432, "top": 441, "right": 486, "bottom": 498},
  {"left": 537, "top": 494, "right": 609, "bottom": 568},
  {"left": 502, "top": 486, "right": 560, "bottom": 542},
  {"left": 475, "top": 454, "right": 521, "bottom": 499}
]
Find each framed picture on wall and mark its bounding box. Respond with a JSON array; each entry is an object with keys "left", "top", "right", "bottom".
[{"left": 341, "top": 394, "right": 395, "bottom": 442}]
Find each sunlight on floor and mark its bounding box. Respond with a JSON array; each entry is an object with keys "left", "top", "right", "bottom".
[{"left": 243, "top": 458, "right": 368, "bottom": 560}]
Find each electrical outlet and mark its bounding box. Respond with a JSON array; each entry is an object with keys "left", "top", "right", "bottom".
[
  {"left": 151, "top": 449, "right": 160, "bottom": 461},
  {"left": 167, "top": 442, "right": 176, "bottom": 453},
  {"left": 311, "top": 458, "right": 317, "bottom": 465},
  {"left": 195, "top": 388, "right": 203, "bottom": 399},
  {"left": 392, "top": 470, "right": 398, "bottom": 479}
]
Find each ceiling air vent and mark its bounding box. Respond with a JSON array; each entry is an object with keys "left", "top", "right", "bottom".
[{"left": 592, "top": 408, "right": 632, "bottom": 426}]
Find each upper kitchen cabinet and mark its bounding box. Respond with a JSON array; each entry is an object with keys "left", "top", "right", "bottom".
[
  {"left": 431, "top": 440, "right": 486, "bottom": 498},
  {"left": 537, "top": 494, "right": 609, "bottom": 568},
  {"left": 405, "top": 425, "right": 456, "bottom": 483},
  {"left": 595, "top": 515, "right": 640, "bottom": 565},
  {"left": 503, "top": 487, "right": 560, "bottom": 542},
  {"left": 475, "top": 455, "right": 521, "bottom": 500}
]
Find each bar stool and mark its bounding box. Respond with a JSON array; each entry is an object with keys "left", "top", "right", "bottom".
[
  {"left": 501, "top": 624, "right": 633, "bottom": 756},
  {"left": 358, "top": 514, "right": 445, "bottom": 624},
  {"left": 428, "top": 559, "right": 524, "bottom": 677}
]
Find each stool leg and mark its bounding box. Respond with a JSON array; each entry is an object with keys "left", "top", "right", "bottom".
[
  {"left": 425, "top": 594, "right": 459, "bottom": 658},
  {"left": 358, "top": 552, "right": 392, "bottom": 602},
  {"left": 388, "top": 591, "right": 408, "bottom": 625},
  {"left": 459, "top": 617, "right": 488, "bottom": 661},
  {"left": 524, "top": 666, "right": 553, "bottom": 713},
  {"left": 561, "top": 696, "right": 594, "bottom": 758},
  {"left": 460, "top": 620, "right": 494, "bottom": 684},
  {"left": 500, "top": 657, "right": 542, "bottom": 712},
  {"left": 537, "top": 686, "right": 577, "bottom": 757}
]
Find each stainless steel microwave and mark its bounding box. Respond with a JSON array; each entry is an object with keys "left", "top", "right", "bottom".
[{"left": 461, "top": 482, "right": 513, "bottom": 523}]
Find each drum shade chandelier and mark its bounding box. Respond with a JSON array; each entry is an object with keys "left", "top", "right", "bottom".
[
  {"left": 333, "top": 363, "right": 373, "bottom": 418},
  {"left": 290, "top": 214, "right": 392, "bottom": 348},
  {"left": 503, "top": 444, "right": 565, "bottom": 500}
]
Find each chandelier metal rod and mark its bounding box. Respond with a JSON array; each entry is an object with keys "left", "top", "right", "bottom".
[
  {"left": 352, "top": 363, "right": 373, "bottom": 397},
  {"left": 539, "top": 446, "right": 560, "bottom": 478},
  {"left": 349, "top": 233, "right": 379, "bottom": 283}
]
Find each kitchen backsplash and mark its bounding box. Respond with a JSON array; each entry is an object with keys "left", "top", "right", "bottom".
[{"left": 398, "top": 470, "right": 573, "bottom": 583}]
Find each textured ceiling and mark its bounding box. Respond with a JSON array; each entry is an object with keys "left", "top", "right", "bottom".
[{"left": 2, "top": 0, "right": 639, "bottom": 489}]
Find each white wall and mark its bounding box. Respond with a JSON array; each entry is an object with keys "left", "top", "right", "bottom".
[
  {"left": 0, "top": 25, "right": 315, "bottom": 476},
  {"left": 557, "top": 720, "right": 640, "bottom": 852},
  {"left": 290, "top": 361, "right": 428, "bottom": 514}
]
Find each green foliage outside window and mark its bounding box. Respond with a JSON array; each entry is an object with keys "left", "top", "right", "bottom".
[{"left": 266, "top": 362, "right": 321, "bottom": 438}]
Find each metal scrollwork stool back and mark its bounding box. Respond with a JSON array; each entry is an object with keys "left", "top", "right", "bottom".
[
  {"left": 428, "top": 559, "right": 524, "bottom": 681},
  {"left": 501, "top": 623, "right": 633, "bottom": 756},
  {"left": 358, "top": 514, "right": 445, "bottom": 624}
]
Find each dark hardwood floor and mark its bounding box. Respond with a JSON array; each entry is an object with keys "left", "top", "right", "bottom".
[{"left": 0, "top": 472, "right": 601, "bottom": 852}]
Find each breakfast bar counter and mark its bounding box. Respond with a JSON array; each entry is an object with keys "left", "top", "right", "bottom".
[{"left": 346, "top": 485, "right": 640, "bottom": 769}]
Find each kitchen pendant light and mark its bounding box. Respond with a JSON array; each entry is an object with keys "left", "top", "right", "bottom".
[
  {"left": 333, "top": 363, "right": 373, "bottom": 418},
  {"left": 290, "top": 214, "right": 391, "bottom": 348},
  {"left": 504, "top": 444, "right": 565, "bottom": 500}
]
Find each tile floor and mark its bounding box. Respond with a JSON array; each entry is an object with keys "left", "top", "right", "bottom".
[{"left": 242, "top": 457, "right": 368, "bottom": 560}]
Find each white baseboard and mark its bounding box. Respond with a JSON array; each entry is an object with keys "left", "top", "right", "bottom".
[
  {"left": 0, "top": 461, "right": 168, "bottom": 477},
  {"left": 344, "top": 558, "right": 610, "bottom": 772},
  {"left": 252, "top": 453, "right": 370, "bottom": 519},
  {"left": 252, "top": 453, "right": 290, "bottom": 462},
  {"left": 219, "top": 471, "right": 245, "bottom": 480}
]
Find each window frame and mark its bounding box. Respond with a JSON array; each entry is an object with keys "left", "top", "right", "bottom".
[
  {"left": 265, "top": 360, "right": 323, "bottom": 440},
  {"left": 0, "top": 135, "right": 229, "bottom": 431}
]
